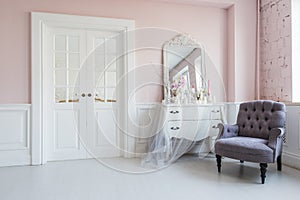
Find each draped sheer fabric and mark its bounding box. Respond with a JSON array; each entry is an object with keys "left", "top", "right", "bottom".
[{"left": 141, "top": 104, "right": 212, "bottom": 169}]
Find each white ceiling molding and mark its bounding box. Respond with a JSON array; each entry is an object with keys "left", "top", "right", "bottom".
[{"left": 148, "top": 0, "right": 234, "bottom": 9}]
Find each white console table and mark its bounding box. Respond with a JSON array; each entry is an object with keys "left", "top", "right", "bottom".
[{"left": 162, "top": 103, "right": 226, "bottom": 142}]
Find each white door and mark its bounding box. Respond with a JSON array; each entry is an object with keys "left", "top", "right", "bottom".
[
  {"left": 44, "top": 26, "right": 122, "bottom": 161},
  {"left": 85, "top": 30, "right": 123, "bottom": 158}
]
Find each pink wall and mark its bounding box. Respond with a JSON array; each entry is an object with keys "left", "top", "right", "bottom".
[
  {"left": 0, "top": 0, "right": 257, "bottom": 103},
  {"left": 226, "top": 5, "right": 235, "bottom": 101},
  {"left": 233, "top": 0, "right": 257, "bottom": 101},
  {"left": 132, "top": 6, "right": 228, "bottom": 102}
]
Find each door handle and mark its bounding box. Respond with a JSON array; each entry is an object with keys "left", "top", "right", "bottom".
[{"left": 170, "top": 127, "right": 180, "bottom": 130}]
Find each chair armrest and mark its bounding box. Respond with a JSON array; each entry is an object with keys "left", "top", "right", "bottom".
[
  {"left": 216, "top": 124, "right": 239, "bottom": 140},
  {"left": 268, "top": 127, "right": 285, "bottom": 150}
]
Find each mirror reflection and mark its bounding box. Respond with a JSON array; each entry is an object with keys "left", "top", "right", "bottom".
[{"left": 163, "top": 34, "right": 209, "bottom": 104}]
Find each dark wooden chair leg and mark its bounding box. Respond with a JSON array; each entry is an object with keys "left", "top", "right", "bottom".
[
  {"left": 277, "top": 155, "right": 282, "bottom": 171},
  {"left": 260, "top": 163, "right": 268, "bottom": 184},
  {"left": 240, "top": 160, "right": 244, "bottom": 163},
  {"left": 216, "top": 154, "right": 222, "bottom": 173}
]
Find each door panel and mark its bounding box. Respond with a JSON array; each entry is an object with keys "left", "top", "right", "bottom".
[
  {"left": 45, "top": 26, "right": 87, "bottom": 161},
  {"left": 45, "top": 26, "right": 122, "bottom": 161},
  {"left": 87, "top": 109, "right": 120, "bottom": 158},
  {"left": 55, "top": 110, "right": 79, "bottom": 150},
  {"left": 48, "top": 109, "right": 87, "bottom": 161},
  {"left": 86, "top": 30, "right": 121, "bottom": 158}
]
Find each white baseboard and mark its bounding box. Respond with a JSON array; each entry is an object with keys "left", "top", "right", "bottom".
[
  {"left": 0, "top": 104, "right": 31, "bottom": 167},
  {"left": 283, "top": 151, "right": 300, "bottom": 170}
]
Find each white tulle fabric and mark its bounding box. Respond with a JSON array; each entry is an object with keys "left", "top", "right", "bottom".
[{"left": 141, "top": 104, "right": 212, "bottom": 169}]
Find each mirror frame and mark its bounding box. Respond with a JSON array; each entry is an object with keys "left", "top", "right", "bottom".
[{"left": 162, "top": 34, "right": 206, "bottom": 100}]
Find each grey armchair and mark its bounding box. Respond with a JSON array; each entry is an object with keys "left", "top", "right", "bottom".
[{"left": 214, "top": 100, "right": 286, "bottom": 184}]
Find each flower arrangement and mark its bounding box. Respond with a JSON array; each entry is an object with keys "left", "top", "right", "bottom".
[
  {"left": 167, "top": 75, "right": 212, "bottom": 104},
  {"left": 170, "top": 75, "right": 186, "bottom": 97},
  {"left": 195, "top": 79, "right": 211, "bottom": 103}
]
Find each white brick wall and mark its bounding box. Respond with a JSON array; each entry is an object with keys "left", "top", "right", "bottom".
[{"left": 260, "top": 0, "right": 292, "bottom": 101}]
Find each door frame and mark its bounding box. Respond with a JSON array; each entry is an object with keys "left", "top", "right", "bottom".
[{"left": 31, "top": 12, "right": 135, "bottom": 164}]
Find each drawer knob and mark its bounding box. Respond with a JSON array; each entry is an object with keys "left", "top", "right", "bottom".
[
  {"left": 170, "top": 110, "right": 180, "bottom": 114},
  {"left": 170, "top": 126, "right": 180, "bottom": 130},
  {"left": 212, "top": 110, "right": 220, "bottom": 113},
  {"left": 212, "top": 125, "right": 218, "bottom": 129}
]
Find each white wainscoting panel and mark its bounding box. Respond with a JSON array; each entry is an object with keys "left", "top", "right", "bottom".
[
  {"left": 283, "top": 105, "right": 300, "bottom": 169},
  {"left": 224, "top": 102, "right": 240, "bottom": 124},
  {"left": 0, "top": 104, "right": 31, "bottom": 167},
  {"left": 135, "top": 103, "right": 159, "bottom": 154}
]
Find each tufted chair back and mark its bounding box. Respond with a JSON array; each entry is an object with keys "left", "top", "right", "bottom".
[{"left": 237, "top": 100, "right": 286, "bottom": 139}]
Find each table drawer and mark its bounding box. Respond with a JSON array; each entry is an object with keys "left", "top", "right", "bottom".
[
  {"left": 210, "top": 107, "right": 222, "bottom": 120},
  {"left": 181, "top": 107, "right": 223, "bottom": 120},
  {"left": 166, "top": 105, "right": 224, "bottom": 120},
  {"left": 181, "top": 107, "right": 211, "bottom": 120},
  {"left": 167, "top": 107, "right": 182, "bottom": 120},
  {"left": 166, "top": 120, "right": 211, "bottom": 141}
]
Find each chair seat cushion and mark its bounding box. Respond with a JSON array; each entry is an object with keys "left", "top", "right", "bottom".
[{"left": 215, "top": 136, "right": 274, "bottom": 163}]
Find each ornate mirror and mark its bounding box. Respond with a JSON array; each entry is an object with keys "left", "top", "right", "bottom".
[{"left": 163, "top": 34, "right": 207, "bottom": 102}]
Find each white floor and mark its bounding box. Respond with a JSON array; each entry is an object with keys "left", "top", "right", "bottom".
[{"left": 0, "top": 155, "right": 300, "bottom": 200}]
